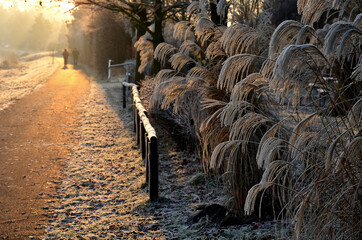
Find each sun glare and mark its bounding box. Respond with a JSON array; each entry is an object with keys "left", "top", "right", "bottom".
[
  {"left": 0, "top": 0, "right": 75, "bottom": 20},
  {"left": 1, "top": 1, "right": 13, "bottom": 10}
]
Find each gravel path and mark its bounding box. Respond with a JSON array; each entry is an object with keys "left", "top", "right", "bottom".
[
  {"left": 44, "top": 81, "right": 164, "bottom": 239},
  {"left": 0, "top": 64, "right": 89, "bottom": 239}
]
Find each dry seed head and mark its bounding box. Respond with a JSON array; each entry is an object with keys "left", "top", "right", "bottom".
[
  {"left": 229, "top": 73, "right": 267, "bottom": 103},
  {"left": 218, "top": 54, "right": 259, "bottom": 92},
  {"left": 186, "top": 1, "right": 200, "bottom": 16},
  {"left": 294, "top": 191, "right": 313, "bottom": 240},
  {"left": 186, "top": 66, "right": 209, "bottom": 80},
  {"left": 179, "top": 40, "right": 202, "bottom": 56},
  {"left": 206, "top": 40, "right": 227, "bottom": 60},
  {"left": 336, "top": 136, "right": 362, "bottom": 177},
  {"left": 256, "top": 118, "right": 289, "bottom": 169},
  {"left": 210, "top": 140, "right": 242, "bottom": 171},
  {"left": 353, "top": 13, "right": 362, "bottom": 27},
  {"left": 348, "top": 98, "right": 362, "bottom": 131},
  {"left": 297, "top": 0, "right": 330, "bottom": 26},
  {"left": 256, "top": 137, "right": 285, "bottom": 170},
  {"left": 219, "top": 101, "right": 254, "bottom": 127},
  {"left": 194, "top": 17, "right": 219, "bottom": 46},
  {"left": 216, "top": 0, "right": 228, "bottom": 19},
  {"left": 289, "top": 112, "right": 318, "bottom": 150},
  {"left": 200, "top": 99, "right": 227, "bottom": 131},
  {"left": 271, "top": 44, "right": 327, "bottom": 106},
  {"left": 154, "top": 43, "right": 177, "bottom": 66},
  {"left": 220, "top": 23, "right": 266, "bottom": 56},
  {"left": 153, "top": 69, "right": 177, "bottom": 86},
  {"left": 169, "top": 53, "right": 198, "bottom": 72},
  {"left": 323, "top": 22, "right": 362, "bottom": 64},
  {"left": 290, "top": 132, "right": 318, "bottom": 164},
  {"left": 296, "top": 25, "right": 317, "bottom": 45},
  {"left": 269, "top": 20, "right": 303, "bottom": 56},
  {"left": 229, "top": 112, "right": 271, "bottom": 154},
  {"left": 325, "top": 129, "right": 350, "bottom": 170},
  {"left": 173, "top": 21, "right": 194, "bottom": 41},
  {"left": 244, "top": 160, "right": 290, "bottom": 215}
]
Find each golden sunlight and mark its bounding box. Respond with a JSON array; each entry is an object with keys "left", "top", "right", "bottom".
[{"left": 0, "top": 0, "right": 75, "bottom": 19}]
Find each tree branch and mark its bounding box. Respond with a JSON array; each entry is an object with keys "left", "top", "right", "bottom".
[{"left": 75, "top": 0, "right": 154, "bottom": 35}]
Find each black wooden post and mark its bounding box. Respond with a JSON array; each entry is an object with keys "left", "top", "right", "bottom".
[
  {"left": 136, "top": 110, "right": 140, "bottom": 145},
  {"left": 148, "top": 136, "right": 158, "bottom": 201},
  {"left": 132, "top": 101, "right": 136, "bottom": 132},
  {"left": 123, "top": 84, "right": 126, "bottom": 108},
  {"left": 145, "top": 137, "right": 149, "bottom": 184},
  {"left": 140, "top": 123, "right": 146, "bottom": 160},
  {"left": 125, "top": 71, "right": 130, "bottom": 105}
]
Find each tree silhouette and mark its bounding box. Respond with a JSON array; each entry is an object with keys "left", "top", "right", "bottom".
[
  {"left": 67, "top": 7, "right": 132, "bottom": 75},
  {"left": 27, "top": 13, "right": 53, "bottom": 50}
]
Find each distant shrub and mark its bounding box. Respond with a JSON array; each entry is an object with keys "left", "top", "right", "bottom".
[{"left": 0, "top": 52, "right": 18, "bottom": 69}]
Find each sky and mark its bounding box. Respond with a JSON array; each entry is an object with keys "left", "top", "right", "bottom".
[
  {"left": 0, "top": 0, "right": 75, "bottom": 51},
  {"left": 0, "top": 0, "right": 75, "bottom": 21}
]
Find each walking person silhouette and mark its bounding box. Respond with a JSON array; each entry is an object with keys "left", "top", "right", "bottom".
[
  {"left": 72, "top": 48, "right": 80, "bottom": 66},
  {"left": 62, "top": 49, "right": 69, "bottom": 68}
]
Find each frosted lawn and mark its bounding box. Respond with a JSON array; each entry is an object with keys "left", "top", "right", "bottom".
[{"left": 0, "top": 52, "right": 59, "bottom": 111}]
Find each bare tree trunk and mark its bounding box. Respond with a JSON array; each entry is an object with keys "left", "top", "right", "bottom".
[
  {"left": 150, "top": 0, "right": 164, "bottom": 75},
  {"left": 210, "top": 1, "right": 220, "bottom": 25},
  {"left": 210, "top": 0, "right": 228, "bottom": 26},
  {"left": 135, "top": 7, "right": 148, "bottom": 85}
]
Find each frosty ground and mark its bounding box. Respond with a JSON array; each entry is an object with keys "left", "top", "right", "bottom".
[
  {"left": 1, "top": 54, "right": 279, "bottom": 239},
  {"left": 0, "top": 51, "right": 59, "bottom": 112},
  {"left": 43, "top": 79, "right": 279, "bottom": 240}
]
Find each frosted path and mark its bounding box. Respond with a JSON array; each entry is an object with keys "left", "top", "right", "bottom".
[
  {"left": 0, "top": 53, "right": 59, "bottom": 111},
  {"left": 0, "top": 64, "right": 90, "bottom": 239},
  {"left": 44, "top": 81, "right": 165, "bottom": 239}
]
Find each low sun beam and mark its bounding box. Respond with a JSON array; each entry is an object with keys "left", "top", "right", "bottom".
[{"left": 0, "top": 0, "right": 75, "bottom": 15}]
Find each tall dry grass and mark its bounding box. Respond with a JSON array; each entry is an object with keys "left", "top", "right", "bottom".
[{"left": 147, "top": 0, "right": 361, "bottom": 238}]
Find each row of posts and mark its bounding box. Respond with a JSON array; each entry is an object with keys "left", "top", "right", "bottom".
[
  {"left": 109, "top": 59, "right": 159, "bottom": 201},
  {"left": 132, "top": 98, "right": 159, "bottom": 202},
  {"left": 118, "top": 70, "right": 158, "bottom": 202}
]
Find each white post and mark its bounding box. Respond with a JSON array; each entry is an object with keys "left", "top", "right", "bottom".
[
  {"left": 126, "top": 70, "right": 131, "bottom": 100},
  {"left": 108, "top": 59, "right": 112, "bottom": 80}
]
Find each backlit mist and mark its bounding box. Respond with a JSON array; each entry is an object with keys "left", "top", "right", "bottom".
[{"left": 0, "top": 2, "right": 71, "bottom": 61}]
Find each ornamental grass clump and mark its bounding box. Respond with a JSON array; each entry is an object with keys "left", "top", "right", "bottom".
[{"left": 147, "top": 0, "right": 361, "bottom": 238}]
